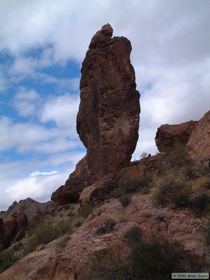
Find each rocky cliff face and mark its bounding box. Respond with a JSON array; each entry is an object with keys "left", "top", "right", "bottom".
[
  {"left": 155, "top": 110, "right": 210, "bottom": 165},
  {"left": 52, "top": 24, "right": 140, "bottom": 204}
]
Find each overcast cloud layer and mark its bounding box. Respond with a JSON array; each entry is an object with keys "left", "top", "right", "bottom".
[{"left": 0, "top": 0, "right": 210, "bottom": 209}]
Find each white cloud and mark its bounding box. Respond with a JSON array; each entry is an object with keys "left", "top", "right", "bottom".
[
  {"left": 13, "top": 87, "right": 40, "bottom": 117},
  {"left": 0, "top": 116, "right": 76, "bottom": 153},
  {"left": 4, "top": 170, "right": 68, "bottom": 204},
  {"left": 0, "top": 150, "right": 85, "bottom": 210},
  {"left": 30, "top": 170, "right": 59, "bottom": 177},
  {"left": 41, "top": 93, "right": 79, "bottom": 129}
]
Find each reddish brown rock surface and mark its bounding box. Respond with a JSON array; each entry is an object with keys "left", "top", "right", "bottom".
[
  {"left": 155, "top": 110, "right": 210, "bottom": 166},
  {"left": 52, "top": 24, "right": 140, "bottom": 204},
  {"left": 187, "top": 110, "right": 210, "bottom": 165},
  {"left": 0, "top": 212, "right": 28, "bottom": 251},
  {"left": 155, "top": 120, "right": 197, "bottom": 153}
]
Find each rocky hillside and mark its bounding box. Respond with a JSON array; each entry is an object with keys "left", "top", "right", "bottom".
[{"left": 0, "top": 24, "right": 210, "bottom": 280}]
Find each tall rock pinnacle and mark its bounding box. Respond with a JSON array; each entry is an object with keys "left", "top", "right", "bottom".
[{"left": 52, "top": 24, "right": 140, "bottom": 204}]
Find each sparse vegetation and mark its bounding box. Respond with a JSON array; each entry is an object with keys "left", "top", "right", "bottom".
[
  {"left": 119, "top": 195, "right": 131, "bottom": 207},
  {"left": 112, "top": 172, "right": 153, "bottom": 200},
  {"left": 79, "top": 203, "right": 95, "bottom": 219},
  {"left": 95, "top": 218, "right": 116, "bottom": 235},
  {"left": 124, "top": 225, "right": 142, "bottom": 244},
  {"left": 0, "top": 248, "right": 19, "bottom": 273},
  {"left": 154, "top": 179, "right": 191, "bottom": 208},
  {"left": 86, "top": 236, "right": 199, "bottom": 280},
  {"left": 140, "top": 152, "right": 149, "bottom": 159},
  {"left": 56, "top": 235, "right": 70, "bottom": 254},
  {"left": 189, "top": 194, "right": 210, "bottom": 215}
]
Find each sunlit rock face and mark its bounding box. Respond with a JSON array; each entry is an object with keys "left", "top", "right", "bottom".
[{"left": 52, "top": 24, "right": 140, "bottom": 204}]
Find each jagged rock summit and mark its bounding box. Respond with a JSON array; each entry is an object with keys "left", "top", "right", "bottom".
[
  {"left": 3, "top": 198, "right": 55, "bottom": 224},
  {"left": 52, "top": 24, "right": 140, "bottom": 204}
]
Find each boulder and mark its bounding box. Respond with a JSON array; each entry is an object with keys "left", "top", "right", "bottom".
[
  {"left": 155, "top": 121, "right": 197, "bottom": 153},
  {"left": 52, "top": 24, "right": 140, "bottom": 204}
]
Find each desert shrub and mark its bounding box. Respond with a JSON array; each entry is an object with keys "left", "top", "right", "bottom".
[
  {"left": 189, "top": 194, "right": 210, "bottom": 214},
  {"left": 56, "top": 235, "right": 70, "bottom": 254},
  {"left": 78, "top": 202, "right": 104, "bottom": 219},
  {"left": 0, "top": 248, "right": 18, "bottom": 273},
  {"left": 24, "top": 218, "right": 72, "bottom": 254},
  {"left": 124, "top": 225, "right": 142, "bottom": 244},
  {"left": 127, "top": 240, "right": 192, "bottom": 280},
  {"left": 154, "top": 212, "right": 165, "bottom": 223},
  {"left": 33, "top": 223, "right": 59, "bottom": 244},
  {"left": 73, "top": 217, "right": 85, "bottom": 228},
  {"left": 95, "top": 218, "right": 116, "bottom": 235},
  {"left": 86, "top": 238, "right": 198, "bottom": 280},
  {"left": 113, "top": 174, "right": 153, "bottom": 199},
  {"left": 162, "top": 145, "right": 189, "bottom": 168},
  {"left": 78, "top": 203, "right": 94, "bottom": 219},
  {"left": 185, "top": 165, "right": 210, "bottom": 180},
  {"left": 86, "top": 249, "right": 128, "bottom": 280},
  {"left": 56, "top": 219, "right": 72, "bottom": 235},
  {"left": 154, "top": 180, "right": 191, "bottom": 208},
  {"left": 140, "top": 186, "right": 151, "bottom": 194},
  {"left": 140, "top": 152, "right": 149, "bottom": 159},
  {"left": 12, "top": 241, "right": 23, "bottom": 251},
  {"left": 120, "top": 177, "right": 141, "bottom": 193},
  {"left": 119, "top": 195, "right": 131, "bottom": 207}
]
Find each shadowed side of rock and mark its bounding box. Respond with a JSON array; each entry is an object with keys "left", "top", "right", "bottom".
[
  {"left": 52, "top": 24, "right": 140, "bottom": 204},
  {"left": 0, "top": 212, "right": 28, "bottom": 251},
  {"left": 155, "top": 120, "right": 198, "bottom": 153}
]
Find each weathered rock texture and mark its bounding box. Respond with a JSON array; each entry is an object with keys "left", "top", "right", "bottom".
[
  {"left": 155, "top": 110, "right": 210, "bottom": 166},
  {"left": 52, "top": 24, "right": 140, "bottom": 204},
  {"left": 187, "top": 110, "right": 210, "bottom": 165},
  {"left": 0, "top": 212, "right": 28, "bottom": 251},
  {"left": 155, "top": 121, "right": 198, "bottom": 153}
]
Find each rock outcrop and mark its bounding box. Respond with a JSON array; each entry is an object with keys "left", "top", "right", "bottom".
[
  {"left": 0, "top": 212, "right": 28, "bottom": 251},
  {"left": 52, "top": 24, "right": 140, "bottom": 204},
  {"left": 187, "top": 110, "right": 210, "bottom": 165},
  {"left": 155, "top": 110, "right": 210, "bottom": 166},
  {"left": 3, "top": 198, "right": 55, "bottom": 224},
  {"left": 155, "top": 121, "right": 197, "bottom": 153}
]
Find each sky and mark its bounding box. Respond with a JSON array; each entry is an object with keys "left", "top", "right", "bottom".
[{"left": 0, "top": 0, "right": 210, "bottom": 210}]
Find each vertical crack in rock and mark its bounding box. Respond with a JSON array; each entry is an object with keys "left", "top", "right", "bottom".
[{"left": 52, "top": 24, "right": 140, "bottom": 204}]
